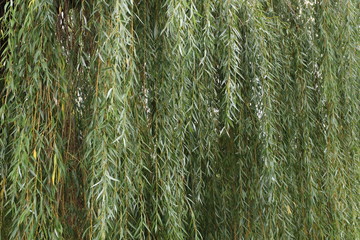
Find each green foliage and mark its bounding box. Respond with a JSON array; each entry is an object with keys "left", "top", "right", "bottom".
[{"left": 0, "top": 0, "right": 359, "bottom": 239}]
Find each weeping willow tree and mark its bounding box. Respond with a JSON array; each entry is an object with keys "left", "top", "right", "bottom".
[{"left": 0, "top": 0, "right": 359, "bottom": 239}]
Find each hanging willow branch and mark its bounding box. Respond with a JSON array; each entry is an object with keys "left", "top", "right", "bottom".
[{"left": 0, "top": 0, "right": 359, "bottom": 239}]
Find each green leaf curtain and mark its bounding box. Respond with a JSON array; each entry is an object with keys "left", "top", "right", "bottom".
[{"left": 0, "top": 0, "right": 359, "bottom": 239}]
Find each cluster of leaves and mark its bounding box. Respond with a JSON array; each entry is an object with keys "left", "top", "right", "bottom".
[{"left": 0, "top": 0, "right": 359, "bottom": 239}]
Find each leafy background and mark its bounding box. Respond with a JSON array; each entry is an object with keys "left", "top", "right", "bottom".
[{"left": 0, "top": 0, "right": 359, "bottom": 239}]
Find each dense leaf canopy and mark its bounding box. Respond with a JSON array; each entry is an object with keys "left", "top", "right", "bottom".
[{"left": 0, "top": 0, "right": 359, "bottom": 239}]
